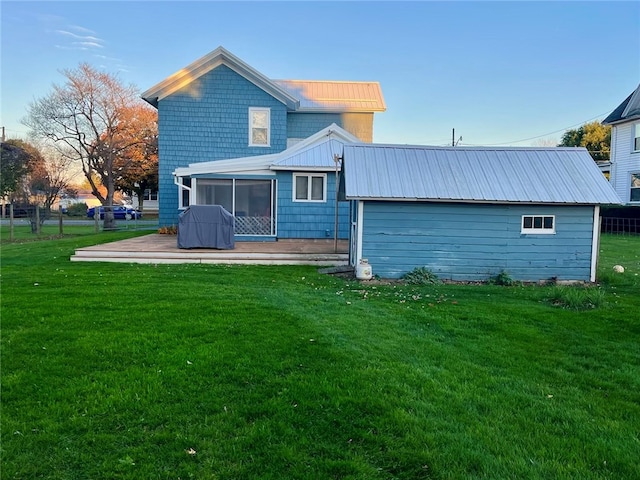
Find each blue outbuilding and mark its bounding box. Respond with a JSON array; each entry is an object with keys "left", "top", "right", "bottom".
[{"left": 342, "top": 144, "right": 622, "bottom": 282}]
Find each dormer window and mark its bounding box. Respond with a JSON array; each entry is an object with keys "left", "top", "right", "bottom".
[{"left": 249, "top": 107, "right": 270, "bottom": 147}]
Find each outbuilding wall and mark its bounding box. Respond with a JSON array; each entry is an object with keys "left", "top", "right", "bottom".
[{"left": 359, "top": 202, "right": 596, "bottom": 281}]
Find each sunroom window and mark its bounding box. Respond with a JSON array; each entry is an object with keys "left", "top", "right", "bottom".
[
  {"left": 195, "top": 178, "right": 276, "bottom": 236},
  {"left": 178, "top": 178, "right": 191, "bottom": 209}
]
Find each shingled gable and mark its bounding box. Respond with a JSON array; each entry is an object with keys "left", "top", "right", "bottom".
[
  {"left": 602, "top": 83, "right": 640, "bottom": 125},
  {"left": 141, "top": 46, "right": 300, "bottom": 109}
]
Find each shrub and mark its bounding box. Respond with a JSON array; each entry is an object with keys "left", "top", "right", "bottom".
[
  {"left": 158, "top": 225, "right": 177, "bottom": 235},
  {"left": 66, "top": 202, "right": 88, "bottom": 217},
  {"left": 402, "top": 267, "right": 441, "bottom": 285},
  {"left": 489, "top": 270, "right": 516, "bottom": 286}
]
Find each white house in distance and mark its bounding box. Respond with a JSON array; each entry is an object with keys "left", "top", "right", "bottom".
[{"left": 602, "top": 83, "right": 640, "bottom": 204}]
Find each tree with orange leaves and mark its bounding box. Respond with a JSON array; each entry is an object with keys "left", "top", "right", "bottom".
[
  {"left": 113, "top": 105, "right": 158, "bottom": 212},
  {"left": 24, "top": 63, "right": 156, "bottom": 229}
]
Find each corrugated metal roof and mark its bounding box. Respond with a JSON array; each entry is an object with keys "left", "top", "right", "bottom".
[
  {"left": 273, "top": 80, "right": 386, "bottom": 113},
  {"left": 343, "top": 144, "right": 622, "bottom": 205}
]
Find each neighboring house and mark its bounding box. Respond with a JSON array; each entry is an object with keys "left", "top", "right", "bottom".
[
  {"left": 129, "top": 189, "right": 159, "bottom": 213},
  {"left": 602, "top": 83, "right": 640, "bottom": 204},
  {"left": 141, "top": 46, "right": 385, "bottom": 230},
  {"left": 341, "top": 145, "right": 621, "bottom": 282}
]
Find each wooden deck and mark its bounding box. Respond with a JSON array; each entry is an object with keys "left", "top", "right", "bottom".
[{"left": 71, "top": 234, "right": 350, "bottom": 266}]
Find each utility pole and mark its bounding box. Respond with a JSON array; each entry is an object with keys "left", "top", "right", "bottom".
[
  {"left": 451, "top": 128, "right": 462, "bottom": 147},
  {"left": 1, "top": 126, "right": 5, "bottom": 142}
]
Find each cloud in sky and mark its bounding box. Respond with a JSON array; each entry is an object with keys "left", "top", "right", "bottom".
[{"left": 54, "top": 26, "right": 105, "bottom": 51}]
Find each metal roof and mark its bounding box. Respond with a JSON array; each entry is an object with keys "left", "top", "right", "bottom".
[
  {"left": 343, "top": 144, "right": 622, "bottom": 205},
  {"left": 273, "top": 80, "right": 386, "bottom": 113},
  {"left": 271, "top": 139, "right": 350, "bottom": 171}
]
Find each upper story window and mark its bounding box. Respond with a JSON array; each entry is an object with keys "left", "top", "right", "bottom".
[
  {"left": 249, "top": 107, "right": 270, "bottom": 147},
  {"left": 631, "top": 173, "right": 640, "bottom": 202},
  {"left": 634, "top": 124, "right": 640, "bottom": 152},
  {"left": 521, "top": 215, "right": 555, "bottom": 234},
  {"left": 293, "top": 173, "right": 326, "bottom": 202}
]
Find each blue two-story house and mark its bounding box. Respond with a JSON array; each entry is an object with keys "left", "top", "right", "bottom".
[{"left": 142, "top": 46, "right": 385, "bottom": 239}]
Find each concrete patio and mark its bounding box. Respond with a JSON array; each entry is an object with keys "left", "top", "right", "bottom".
[{"left": 71, "top": 234, "right": 350, "bottom": 266}]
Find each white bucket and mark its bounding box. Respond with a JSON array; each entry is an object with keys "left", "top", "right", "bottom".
[{"left": 355, "top": 259, "right": 373, "bottom": 280}]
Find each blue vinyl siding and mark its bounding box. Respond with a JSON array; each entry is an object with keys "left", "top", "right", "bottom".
[
  {"left": 360, "top": 202, "right": 595, "bottom": 281},
  {"left": 276, "top": 171, "right": 350, "bottom": 239},
  {"left": 158, "top": 65, "right": 287, "bottom": 226}
]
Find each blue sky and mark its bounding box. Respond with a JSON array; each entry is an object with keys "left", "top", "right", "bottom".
[{"left": 1, "top": 1, "right": 639, "bottom": 146}]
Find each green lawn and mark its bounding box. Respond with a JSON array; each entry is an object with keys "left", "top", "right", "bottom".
[{"left": 1, "top": 232, "right": 639, "bottom": 479}]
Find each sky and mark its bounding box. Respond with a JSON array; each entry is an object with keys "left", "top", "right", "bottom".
[{"left": 1, "top": 1, "right": 639, "bottom": 147}]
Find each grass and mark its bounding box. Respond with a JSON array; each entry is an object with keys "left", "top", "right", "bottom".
[{"left": 1, "top": 232, "right": 639, "bottom": 479}]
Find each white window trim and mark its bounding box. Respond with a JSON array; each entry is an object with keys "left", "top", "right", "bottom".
[
  {"left": 521, "top": 215, "right": 556, "bottom": 234},
  {"left": 292, "top": 173, "right": 327, "bottom": 203},
  {"left": 633, "top": 123, "right": 640, "bottom": 153},
  {"left": 630, "top": 171, "right": 640, "bottom": 203},
  {"left": 249, "top": 107, "right": 271, "bottom": 147}
]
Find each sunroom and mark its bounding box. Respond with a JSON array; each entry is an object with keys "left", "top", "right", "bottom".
[
  {"left": 173, "top": 124, "right": 359, "bottom": 241},
  {"left": 174, "top": 154, "right": 278, "bottom": 238}
]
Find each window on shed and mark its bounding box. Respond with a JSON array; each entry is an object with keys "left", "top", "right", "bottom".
[
  {"left": 293, "top": 173, "right": 326, "bottom": 202},
  {"left": 249, "top": 107, "right": 270, "bottom": 147},
  {"left": 521, "top": 215, "right": 555, "bottom": 234},
  {"left": 631, "top": 173, "right": 640, "bottom": 202}
]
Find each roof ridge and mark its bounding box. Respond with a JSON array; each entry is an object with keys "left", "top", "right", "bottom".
[
  {"left": 346, "top": 143, "right": 585, "bottom": 151},
  {"left": 274, "top": 79, "right": 382, "bottom": 84}
]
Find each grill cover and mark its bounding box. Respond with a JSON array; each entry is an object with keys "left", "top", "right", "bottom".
[{"left": 177, "top": 205, "right": 235, "bottom": 249}]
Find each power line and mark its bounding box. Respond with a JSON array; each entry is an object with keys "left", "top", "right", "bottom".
[{"left": 461, "top": 111, "right": 612, "bottom": 147}]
